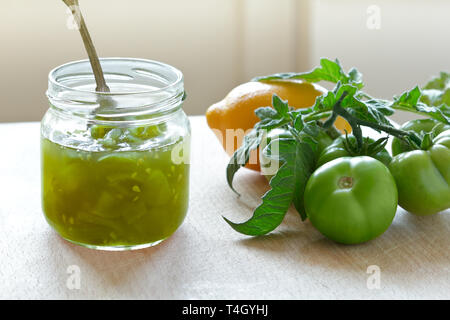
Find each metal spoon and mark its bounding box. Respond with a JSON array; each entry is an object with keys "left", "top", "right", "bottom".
[{"left": 62, "top": 0, "right": 110, "bottom": 93}]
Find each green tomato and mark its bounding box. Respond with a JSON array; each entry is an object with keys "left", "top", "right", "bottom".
[
  {"left": 391, "top": 119, "right": 450, "bottom": 156},
  {"left": 317, "top": 135, "right": 392, "bottom": 168},
  {"left": 304, "top": 156, "right": 398, "bottom": 245},
  {"left": 389, "top": 130, "right": 450, "bottom": 215}
]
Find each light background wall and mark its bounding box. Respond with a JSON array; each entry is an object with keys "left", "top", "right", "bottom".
[{"left": 0, "top": 0, "right": 449, "bottom": 123}]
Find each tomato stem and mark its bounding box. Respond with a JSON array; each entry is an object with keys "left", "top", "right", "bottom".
[
  {"left": 338, "top": 176, "right": 353, "bottom": 189},
  {"left": 323, "top": 91, "right": 422, "bottom": 150},
  {"left": 303, "top": 111, "right": 333, "bottom": 122}
]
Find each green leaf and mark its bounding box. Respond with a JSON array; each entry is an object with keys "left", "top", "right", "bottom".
[
  {"left": 366, "top": 137, "right": 389, "bottom": 156},
  {"left": 255, "top": 104, "right": 290, "bottom": 130},
  {"left": 293, "top": 113, "right": 305, "bottom": 132},
  {"left": 364, "top": 99, "right": 395, "bottom": 118},
  {"left": 272, "top": 94, "right": 290, "bottom": 118},
  {"left": 390, "top": 86, "right": 450, "bottom": 124},
  {"left": 255, "top": 107, "right": 278, "bottom": 120},
  {"left": 226, "top": 128, "right": 264, "bottom": 194},
  {"left": 421, "top": 72, "right": 450, "bottom": 109},
  {"left": 420, "top": 133, "right": 434, "bottom": 150},
  {"left": 252, "top": 58, "right": 364, "bottom": 89},
  {"left": 227, "top": 97, "right": 293, "bottom": 195},
  {"left": 223, "top": 139, "right": 316, "bottom": 235},
  {"left": 300, "top": 59, "right": 351, "bottom": 84},
  {"left": 348, "top": 68, "right": 363, "bottom": 84},
  {"left": 251, "top": 72, "right": 300, "bottom": 82},
  {"left": 312, "top": 83, "right": 393, "bottom": 128},
  {"left": 423, "top": 72, "right": 450, "bottom": 91},
  {"left": 302, "top": 121, "right": 320, "bottom": 138}
]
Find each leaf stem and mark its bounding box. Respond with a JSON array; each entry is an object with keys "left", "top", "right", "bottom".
[
  {"left": 324, "top": 91, "right": 423, "bottom": 149},
  {"left": 303, "top": 111, "right": 333, "bottom": 122},
  {"left": 322, "top": 92, "right": 348, "bottom": 129},
  {"left": 391, "top": 104, "right": 435, "bottom": 118},
  {"left": 335, "top": 104, "right": 408, "bottom": 138}
]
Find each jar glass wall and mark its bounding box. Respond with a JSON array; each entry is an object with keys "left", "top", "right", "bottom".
[{"left": 41, "top": 58, "right": 190, "bottom": 250}]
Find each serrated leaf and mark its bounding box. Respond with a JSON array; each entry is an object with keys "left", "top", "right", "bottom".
[
  {"left": 391, "top": 86, "right": 450, "bottom": 124},
  {"left": 255, "top": 107, "right": 278, "bottom": 121},
  {"left": 300, "top": 58, "right": 348, "bottom": 83},
  {"left": 272, "top": 94, "right": 290, "bottom": 118},
  {"left": 252, "top": 58, "right": 364, "bottom": 89},
  {"left": 224, "top": 139, "right": 316, "bottom": 235},
  {"left": 252, "top": 72, "right": 300, "bottom": 82},
  {"left": 311, "top": 83, "right": 393, "bottom": 128},
  {"left": 421, "top": 72, "right": 450, "bottom": 110},
  {"left": 293, "top": 113, "right": 305, "bottom": 132},
  {"left": 421, "top": 89, "right": 444, "bottom": 106},
  {"left": 226, "top": 128, "right": 264, "bottom": 194},
  {"left": 423, "top": 72, "right": 450, "bottom": 91},
  {"left": 302, "top": 122, "right": 320, "bottom": 137},
  {"left": 348, "top": 68, "right": 363, "bottom": 84},
  {"left": 396, "top": 86, "right": 422, "bottom": 105},
  {"left": 364, "top": 99, "right": 395, "bottom": 117},
  {"left": 255, "top": 106, "right": 290, "bottom": 130}
]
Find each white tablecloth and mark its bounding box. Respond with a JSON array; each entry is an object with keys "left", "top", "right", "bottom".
[{"left": 0, "top": 117, "right": 449, "bottom": 299}]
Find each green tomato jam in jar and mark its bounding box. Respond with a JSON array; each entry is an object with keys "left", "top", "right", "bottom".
[{"left": 41, "top": 58, "right": 190, "bottom": 250}]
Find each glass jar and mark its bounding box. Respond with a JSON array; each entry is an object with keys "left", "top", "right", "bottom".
[{"left": 41, "top": 58, "right": 190, "bottom": 251}]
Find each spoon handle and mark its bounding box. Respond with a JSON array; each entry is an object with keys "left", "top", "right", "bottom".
[{"left": 63, "top": 0, "right": 110, "bottom": 93}]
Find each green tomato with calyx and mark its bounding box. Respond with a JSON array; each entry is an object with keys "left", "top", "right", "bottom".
[
  {"left": 317, "top": 135, "right": 392, "bottom": 169},
  {"left": 304, "top": 156, "right": 398, "bottom": 245},
  {"left": 389, "top": 130, "right": 450, "bottom": 215},
  {"left": 391, "top": 119, "right": 450, "bottom": 156}
]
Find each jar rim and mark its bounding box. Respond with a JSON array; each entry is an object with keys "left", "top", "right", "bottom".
[
  {"left": 47, "top": 58, "right": 185, "bottom": 121},
  {"left": 48, "top": 57, "right": 184, "bottom": 96}
]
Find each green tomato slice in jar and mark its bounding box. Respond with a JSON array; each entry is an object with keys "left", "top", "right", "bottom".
[{"left": 41, "top": 128, "right": 190, "bottom": 248}]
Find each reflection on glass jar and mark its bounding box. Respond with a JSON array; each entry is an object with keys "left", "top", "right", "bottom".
[{"left": 41, "top": 58, "right": 190, "bottom": 250}]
